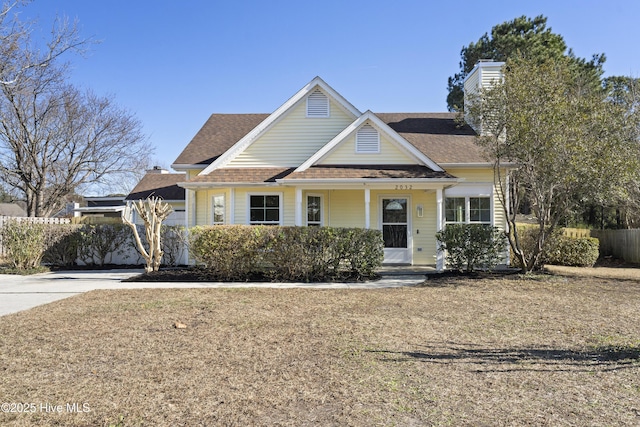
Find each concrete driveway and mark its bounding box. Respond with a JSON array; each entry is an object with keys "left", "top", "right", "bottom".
[{"left": 0, "top": 269, "right": 426, "bottom": 317}]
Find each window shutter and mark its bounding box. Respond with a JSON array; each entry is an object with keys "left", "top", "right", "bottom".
[
  {"left": 307, "top": 89, "right": 329, "bottom": 117},
  {"left": 356, "top": 124, "right": 380, "bottom": 153}
]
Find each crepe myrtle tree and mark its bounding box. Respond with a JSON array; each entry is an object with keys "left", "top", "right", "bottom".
[
  {"left": 465, "top": 56, "right": 640, "bottom": 272},
  {"left": 123, "top": 197, "right": 173, "bottom": 273},
  {"left": 0, "top": 2, "right": 151, "bottom": 216}
]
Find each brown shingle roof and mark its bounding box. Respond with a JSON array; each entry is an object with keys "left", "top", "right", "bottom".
[
  {"left": 186, "top": 168, "right": 295, "bottom": 184},
  {"left": 126, "top": 173, "right": 186, "bottom": 201},
  {"left": 375, "top": 113, "right": 486, "bottom": 164},
  {"left": 284, "top": 165, "right": 454, "bottom": 180},
  {"left": 172, "top": 112, "right": 485, "bottom": 167},
  {"left": 173, "top": 114, "right": 269, "bottom": 166}
]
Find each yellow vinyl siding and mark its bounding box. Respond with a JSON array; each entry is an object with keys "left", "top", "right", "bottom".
[
  {"left": 319, "top": 133, "right": 414, "bottom": 165},
  {"left": 327, "top": 190, "right": 366, "bottom": 228},
  {"left": 187, "top": 169, "right": 203, "bottom": 180},
  {"left": 227, "top": 99, "right": 354, "bottom": 168},
  {"left": 409, "top": 190, "right": 438, "bottom": 266}
]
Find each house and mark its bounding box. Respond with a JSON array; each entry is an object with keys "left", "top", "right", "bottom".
[
  {"left": 125, "top": 167, "right": 186, "bottom": 226},
  {"left": 172, "top": 64, "right": 507, "bottom": 269},
  {"left": 0, "top": 203, "right": 27, "bottom": 217},
  {"left": 72, "top": 196, "right": 127, "bottom": 218}
]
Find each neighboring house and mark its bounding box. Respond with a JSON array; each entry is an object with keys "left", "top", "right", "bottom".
[
  {"left": 73, "top": 196, "right": 127, "bottom": 218},
  {"left": 172, "top": 64, "right": 507, "bottom": 269},
  {"left": 125, "top": 167, "right": 186, "bottom": 226},
  {"left": 0, "top": 203, "right": 27, "bottom": 217}
]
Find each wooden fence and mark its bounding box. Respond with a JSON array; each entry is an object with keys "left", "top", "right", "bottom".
[{"left": 590, "top": 229, "right": 640, "bottom": 264}]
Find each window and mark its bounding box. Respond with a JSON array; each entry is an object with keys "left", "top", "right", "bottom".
[
  {"left": 212, "top": 194, "right": 225, "bottom": 225},
  {"left": 249, "top": 194, "right": 281, "bottom": 225},
  {"left": 307, "top": 195, "right": 322, "bottom": 226},
  {"left": 445, "top": 196, "right": 491, "bottom": 224},
  {"left": 356, "top": 124, "right": 380, "bottom": 153},
  {"left": 470, "top": 197, "right": 491, "bottom": 223},
  {"left": 306, "top": 89, "right": 329, "bottom": 117},
  {"left": 445, "top": 197, "right": 466, "bottom": 223}
]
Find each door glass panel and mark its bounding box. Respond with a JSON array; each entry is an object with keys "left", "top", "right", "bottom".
[
  {"left": 383, "top": 225, "right": 407, "bottom": 248},
  {"left": 382, "top": 199, "right": 407, "bottom": 223},
  {"left": 382, "top": 198, "right": 408, "bottom": 248}
]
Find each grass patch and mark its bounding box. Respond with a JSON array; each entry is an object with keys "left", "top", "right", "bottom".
[
  {"left": 0, "top": 265, "right": 49, "bottom": 275},
  {"left": 1, "top": 276, "right": 639, "bottom": 425}
]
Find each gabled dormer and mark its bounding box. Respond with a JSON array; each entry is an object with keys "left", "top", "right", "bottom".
[
  {"left": 198, "top": 77, "right": 361, "bottom": 172},
  {"left": 296, "top": 111, "right": 443, "bottom": 172}
]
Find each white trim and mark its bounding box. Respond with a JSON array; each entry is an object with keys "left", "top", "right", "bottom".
[
  {"left": 295, "top": 188, "right": 303, "bottom": 226},
  {"left": 199, "top": 77, "right": 361, "bottom": 175},
  {"left": 246, "top": 192, "right": 284, "bottom": 225},
  {"left": 306, "top": 193, "right": 324, "bottom": 226},
  {"left": 296, "top": 111, "right": 443, "bottom": 172},
  {"left": 379, "top": 195, "right": 412, "bottom": 264},
  {"left": 444, "top": 183, "right": 492, "bottom": 197},
  {"left": 229, "top": 188, "right": 235, "bottom": 224}
]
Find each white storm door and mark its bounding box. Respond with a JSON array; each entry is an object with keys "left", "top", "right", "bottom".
[{"left": 381, "top": 197, "right": 411, "bottom": 264}]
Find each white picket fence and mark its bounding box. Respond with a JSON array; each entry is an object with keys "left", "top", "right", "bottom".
[
  {"left": 0, "top": 216, "right": 70, "bottom": 227},
  {"left": 0, "top": 215, "right": 186, "bottom": 266}
]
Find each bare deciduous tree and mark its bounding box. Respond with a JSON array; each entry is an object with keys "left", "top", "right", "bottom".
[
  {"left": 122, "top": 197, "right": 173, "bottom": 273},
  {"left": 0, "top": 2, "right": 152, "bottom": 216}
]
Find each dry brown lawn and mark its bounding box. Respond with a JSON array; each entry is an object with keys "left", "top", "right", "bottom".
[{"left": 1, "top": 271, "right": 640, "bottom": 426}]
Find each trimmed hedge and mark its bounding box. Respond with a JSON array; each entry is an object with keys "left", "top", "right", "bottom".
[
  {"left": 436, "top": 224, "right": 506, "bottom": 272},
  {"left": 189, "top": 225, "right": 384, "bottom": 281},
  {"left": 514, "top": 226, "right": 599, "bottom": 268},
  {"left": 544, "top": 236, "right": 599, "bottom": 267},
  {"left": 0, "top": 221, "right": 49, "bottom": 269}
]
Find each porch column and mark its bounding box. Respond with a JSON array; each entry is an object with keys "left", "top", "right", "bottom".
[
  {"left": 436, "top": 188, "right": 444, "bottom": 271},
  {"left": 364, "top": 188, "right": 370, "bottom": 229},
  {"left": 295, "top": 188, "right": 303, "bottom": 226},
  {"left": 187, "top": 189, "right": 196, "bottom": 228},
  {"left": 229, "top": 188, "right": 235, "bottom": 224}
]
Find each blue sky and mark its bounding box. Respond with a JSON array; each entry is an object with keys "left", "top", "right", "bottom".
[{"left": 20, "top": 0, "right": 640, "bottom": 171}]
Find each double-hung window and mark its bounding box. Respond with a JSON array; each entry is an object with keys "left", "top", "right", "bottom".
[
  {"left": 249, "top": 194, "right": 281, "bottom": 225},
  {"left": 445, "top": 196, "right": 491, "bottom": 224}
]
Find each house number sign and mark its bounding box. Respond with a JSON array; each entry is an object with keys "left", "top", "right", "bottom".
[{"left": 395, "top": 185, "right": 413, "bottom": 190}]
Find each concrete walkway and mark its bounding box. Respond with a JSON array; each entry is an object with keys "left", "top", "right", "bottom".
[{"left": 0, "top": 269, "right": 428, "bottom": 317}]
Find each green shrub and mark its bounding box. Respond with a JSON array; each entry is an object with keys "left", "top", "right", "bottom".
[
  {"left": 0, "top": 220, "right": 48, "bottom": 269},
  {"left": 514, "top": 226, "right": 599, "bottom": 268},
  {"left": 77, "top": 224, "right": 131, "bottom": 266},
  {"left": 42, "top": 224, "right": 83, "bottom": 267},
  {"left": 544, "top": 236, "right": 599, "bottom": 267},
  {"left": 436, "top": 224, "right": 506, "bottom": 272},
  {"left": 189, "top": 225, "right": 383, "bottom": 281},
  {"left": 189, "top": 225, "right": 271, "bottom": 281},
  {"left": 161, "top": 225, "right": 187, "bottom": 266}
]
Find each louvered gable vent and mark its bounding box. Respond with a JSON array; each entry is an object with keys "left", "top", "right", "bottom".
[
  {"left": 356, "top": 124, "right": 380, "bottom": 153},
  {"left": 306, "top": 89, "right": 329, "bottom": 117}
]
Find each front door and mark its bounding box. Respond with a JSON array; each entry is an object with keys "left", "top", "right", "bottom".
[{"left": 381, "top": 197, "right": 411, "bottom": 264}]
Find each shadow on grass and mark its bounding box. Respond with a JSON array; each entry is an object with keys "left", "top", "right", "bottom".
[{"left": 368, "top": 342, "right": 640, "bottom": 372}]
